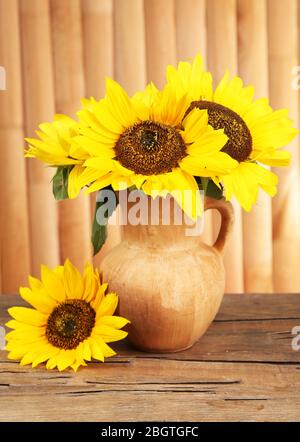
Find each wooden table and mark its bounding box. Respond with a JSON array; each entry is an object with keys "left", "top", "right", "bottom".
[{"left": 0, "top": 294, "right": 299, "bottom": 422}]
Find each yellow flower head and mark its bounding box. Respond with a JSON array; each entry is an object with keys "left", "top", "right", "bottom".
[
  {"left": 25, "top": 114, "right": 83, "bottom": 166},
  {"left": 73, "top": 77, "right": 237, "bottom": 219},
  {"left": 166, "top": 54, "right": 298, "bottom": 211},
  {"left": 5, "top": 260, "right": 130, "bottom": 372},
  {"left": 24, "top": 114, "right": 102, "bottom": 199}
]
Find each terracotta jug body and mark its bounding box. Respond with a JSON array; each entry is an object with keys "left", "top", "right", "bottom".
[{"left": 101, "top": 194, "right": 234, "bottom": 353}]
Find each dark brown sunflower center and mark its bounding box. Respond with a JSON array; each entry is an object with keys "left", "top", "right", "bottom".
[
  {"left": 186, "top": 100, "right": 252, "bottom": 162},
  {"left": 114, "top": 120, "right": 187, "bottom": 175},
  {"left": 46, "top": 299, "right": 96, "bottom": 350}
]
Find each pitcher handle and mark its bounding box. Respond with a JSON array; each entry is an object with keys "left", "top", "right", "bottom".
[{"left": 204, "top": 197, "right": 234, "bottom": 256}]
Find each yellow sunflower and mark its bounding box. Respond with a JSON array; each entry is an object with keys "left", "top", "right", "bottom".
[
  {"left": 166, "top": 55, "right": 298, "bottom": 210},
  {"left": 5, "top": 260, "right": 129, "bottom": 372},
  {"left": 71, "top": 78, "right": 237, "bottom": 219},
  {"left": 24, "top": 114, "right": 97, "bottom": 199},
  {"left": 25, "top": 114, "right": 81, "bottom": 166}
]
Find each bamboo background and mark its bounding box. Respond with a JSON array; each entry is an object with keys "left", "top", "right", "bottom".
[{"left": 0, "top": 0, "right": 300, "bottom": 294}]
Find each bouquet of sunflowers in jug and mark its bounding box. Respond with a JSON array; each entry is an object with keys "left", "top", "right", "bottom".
[{"left": 25, "top": 55, "right": 297, "bottom": 253}]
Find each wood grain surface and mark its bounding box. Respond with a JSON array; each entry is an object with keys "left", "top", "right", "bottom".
[{"left": 0, "top": 294, "right": 299, "bottom": 422}]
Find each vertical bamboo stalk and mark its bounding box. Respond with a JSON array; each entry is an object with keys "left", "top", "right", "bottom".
[
  {"left": 175, "top": 0, "right": 206, "bottom": 60},
  {"left": 20, "top": 0, "right": 60, "bottom": 276},
  {"left": 51, "top": 0, "right": 91, "bottom": 270},
  {"left": 82, "top": 0, "right": 121, "bottom": 266},
  {"left": 237, "top": 0, "right": 273, "bottom": 293},
  {"left": 0, "top": 253, "right": 2, "bottom": 293},
  {"left": 206, "top": 0, "right": 237, "bottom": 83},
  {"left": 144, "top": 0, "right": 177, "bottom": 87},
  {"left": 207, "top": 0, "right": 244, "bottom": 293},
  {"left": 82, "top": 0, "right": 114, "bottom": 99},
  {"left": 111, "top": 0, "right": 146, "bottom": 264},
  {"left": 114, "top": 0, "right": 146, "bottom": 94},
  {"left": 112, "top": 0, "right": 147, "bottom": 262},
  {"left": 0, "top": 0, "right": 31, "bottom": 293},
  {"left": 174, "top": 0, "right": 213, "bottom": 245},
  {"left": 268, "top": 0, "right": 300, "bottom": 292}
]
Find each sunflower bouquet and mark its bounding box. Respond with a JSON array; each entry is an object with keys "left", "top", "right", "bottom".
[{"left": 25, "top": 55, "right": 297, "bottom": 253}]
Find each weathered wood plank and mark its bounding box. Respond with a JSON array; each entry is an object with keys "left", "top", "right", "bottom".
[
  {"left": 0, "top": 294, "right": 300, "bottom": 421},
  {"left": 0, "top": 358, "right": 299, "bottom": 396},
  {"left": 0, "top": 359, "right": 299, "bottom": 421},
  {"left": 217, "top": 294, "right": 300, "bottom": 321}
]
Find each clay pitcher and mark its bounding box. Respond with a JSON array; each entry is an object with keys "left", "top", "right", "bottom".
[{"left": 101, "top": 194, "right": 234, "bottom": 352}]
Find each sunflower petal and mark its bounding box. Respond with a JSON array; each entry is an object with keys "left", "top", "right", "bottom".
[
  {"left": 8, "top": 307, "right": 47, "bottom": 327},
  {"left": 82, "top": 263, "right": 98, "bottom": 302},
  {"left": 98, "top": 315, "right": 130, "bottom": 329},
  {"left": 96, "top": 293, "right": 118, "bottom": 318},
  {"left": 92, "top": 336, "right": 116, "bottom": 357},
  {"left": 56, "top": 349, "right": 76, "bottom": 371},
  {"left": 63, "top": 259, "right": 84, "bottom": 299},
  {"left": 31, "top": 346, "right": 60, "bottom": 368},
  {"left": 89, "top": 337, "right": 105, "bottom": 362},
  {"left": 68, "top": 164, "right": 86, "bottom": 199},
  {"left": 93, "top": 324, "right": 128, "bottom": 343},
  {"left": 71, "top": 360, "right": 86, "bottom": 372},
  {"left": 41, "top": 265, "right": 66, "bottom": 302},
  {"left": 91, "top": 283, "right": 108, "bottom": 310},
  {"left": 251, "top": 148, "right": 292, "bottom": 167},
  {"left": 82, "top": 339, "right": 92, "bottom": 361},
  {"left": 19, "top": 287, "right": 54, "bottom": 315},
  {"left": 222, "top": 162, "right": 278, "bottom": 211},
  {"left": 106, "top": 78, "right": 138, "bottom": 128}
]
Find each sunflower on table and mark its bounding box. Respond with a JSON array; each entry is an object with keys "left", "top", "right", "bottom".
[{"left": 5, "top": 260, "right": 129, "bottom": 371}]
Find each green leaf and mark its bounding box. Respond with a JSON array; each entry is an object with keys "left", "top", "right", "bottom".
[
  {"left": 52, "top": 166, "right": 72, "bottom": 200},
  {"left": 91, "top": 188, "right": 118, "bottom": 255},
  {"left": 206, "top": 179, "right": 224, "bottom": 200},
  {"left": 200, "top": 177, "right": 209, "bottom": 194},
  {"left": 91, "top": 211, "right": 108, "bottom": 256}
]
